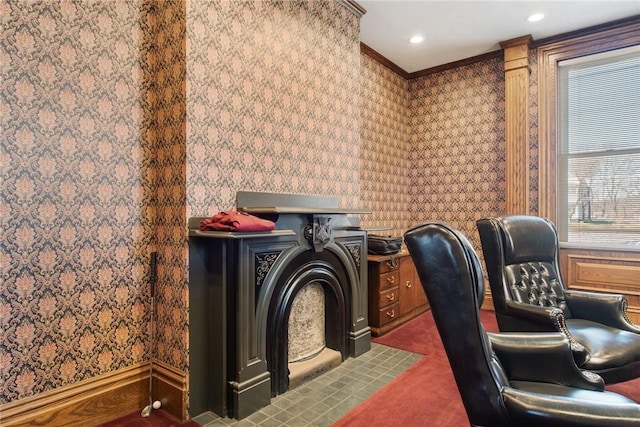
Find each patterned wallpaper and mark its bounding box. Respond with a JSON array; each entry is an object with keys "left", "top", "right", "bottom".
[
  {"left": 358, "top": 52, "right": 544, "bottom": 248},
  {"left": 407, "top": 59, "right": 507, "bottom": 249},
  {"left": 1, "top": 0, "right": 155, "bottom": 403},
  {"left": 360, "top": 53, "right": 410, "bottom": 236},
  {"left": 149, "top": 0, "right": 188, "bottom": 373},
  {"left": 1, "top": 0, "right": 541, "bottom": 410},
  {"left": 1, "top": 0, "right": 363, "bottom": 407},
  {"left": 185, "top": 0, "right": 362, "bottom": 216}
]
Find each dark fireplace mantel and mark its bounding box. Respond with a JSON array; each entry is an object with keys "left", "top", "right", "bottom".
[{"left": 188, "top": 192, "right": 371, "bottom": 419}]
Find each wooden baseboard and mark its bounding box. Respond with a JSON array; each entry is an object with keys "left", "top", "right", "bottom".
[
  {"left": 153, "top": 359, "right": 188, "bottom": 421},
  {"left": 0, "top": 361, "right": 188, "bottom": 426}
]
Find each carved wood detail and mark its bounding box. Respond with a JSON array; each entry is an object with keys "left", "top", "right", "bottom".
[
  {"left": 255, "top": 251, "right": 281, "bottom": 287},
  {"left": 345, "top": 242, "right": 362, "bottom": 268}
]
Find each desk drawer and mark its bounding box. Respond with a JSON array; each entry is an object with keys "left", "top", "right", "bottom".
[
  {"left": 379, "top": 271, "right": 400, "bottom": 291},
  {"left": 378, "top": 302, "right": 400, "bottom": 326},
  {"left": 377, "top": 256, "right": 401, "bottom": 274},
  {"left": 378, "top": 287, "right": 398, "bottom": 308}
]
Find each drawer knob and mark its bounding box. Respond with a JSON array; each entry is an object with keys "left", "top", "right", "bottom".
[
  {"left": 406, "top": 281, "right": 412, "bottom": 288},
  {"left": 387, "top": 276, "right": 395, "bottom": 285},
  {"left": 386, "top": 293, "right": 395, "bottom": 301},
  {"left": 386, "top": 309, "right": 395, "bottom": 318}
]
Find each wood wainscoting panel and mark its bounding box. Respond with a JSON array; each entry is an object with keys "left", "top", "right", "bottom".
[
  {"left": 0, "top": 363, "right": 148, "bottom": 427},
  {"left": 561, "top": 248, "right": 640, "bottom": 324},
  {"left": 0, "top": 361, "right": 188, "bottom": 426},
  {"left": 569, "top": 256, "right": 640, "bottom": 289}
]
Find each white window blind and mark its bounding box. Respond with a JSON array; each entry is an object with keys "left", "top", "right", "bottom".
[{"left": 557, "top": 46, "right": 640, "bottom": 248}]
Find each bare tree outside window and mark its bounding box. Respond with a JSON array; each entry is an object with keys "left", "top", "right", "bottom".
[{"left": 559, "top": 47, "right": 640, "bottom": 248}]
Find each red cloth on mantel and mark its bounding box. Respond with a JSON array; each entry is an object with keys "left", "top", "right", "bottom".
[{"left": 199, "top": 211, "right": 275, "bottom": 232}]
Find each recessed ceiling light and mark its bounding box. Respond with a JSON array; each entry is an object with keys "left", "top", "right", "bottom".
[
  {"left": 409, "top": 35, "right": 424, "bottom": 44},
  {"left": 528, "top": 13, "right": 545, "bottom": 22}
]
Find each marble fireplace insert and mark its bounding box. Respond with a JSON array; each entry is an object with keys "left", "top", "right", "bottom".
[{"left": 188, "top": 192, "right": 371, "bottom": 419}]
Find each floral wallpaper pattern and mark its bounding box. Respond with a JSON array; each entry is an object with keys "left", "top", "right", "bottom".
[
  {"left": 148, "top": 0, "right": 188, "bottom": 376},
  {"left": 358, "top": 52, "right": 543, "bottom": 248},
  {"left": 1, "top": 0, "right": 154, "bottom": 403},
  {"left": 408, "top": 58, "right": 507, "bottom": 249},
  {"left": 1, "top": 0, "right": 363, "bottom": 407},
  {"left": 360, "top": 53, "right": 410, "bottom": 236},
  {"left": 185, "top": 0, "right": 362, "bottom": 216}
]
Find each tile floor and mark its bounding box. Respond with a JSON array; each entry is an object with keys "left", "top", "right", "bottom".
[{"left": 192, "top": 343, "right": 421, "bottom": 427}]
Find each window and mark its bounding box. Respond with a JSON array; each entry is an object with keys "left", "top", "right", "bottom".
[
  {"left": 536, "top": 21, "right": 640, "bottom": 252},
  {"left": 556, "top": 47, "right": 640, "bottom": 248}
]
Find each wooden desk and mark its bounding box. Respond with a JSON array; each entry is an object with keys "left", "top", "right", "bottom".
[{"left": 367, "top": 251, "right": 429, "bottom": 336}]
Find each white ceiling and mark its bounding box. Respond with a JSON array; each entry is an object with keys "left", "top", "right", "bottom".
[{"left": 358, "top": 0, "right": 640, "bottom": 73}]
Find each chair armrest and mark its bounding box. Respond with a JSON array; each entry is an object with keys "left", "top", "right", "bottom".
[
  {"left": 503, "top": 387, "right": 640, "bottom": 427},
  {"left": 503, "top": 300, "right": 565, "bottom": 330},
  {"left": 565, "top": 290, "right": 640, "bottom": 333},
  {"left": 503, "top": 300, "right": 591, "bottom": 365},
  {"left": 488, "top": 332, "right": 603, "bottom": 391}
]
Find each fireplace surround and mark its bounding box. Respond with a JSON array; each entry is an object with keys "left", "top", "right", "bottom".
[{"left": 188, "top": 192, "right": 371, "bottom": 419}]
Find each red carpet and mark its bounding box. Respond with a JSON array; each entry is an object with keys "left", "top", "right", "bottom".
[
  {"left": 97, "top": 409, "right": 200, "bottom": 427},
  {"left": 333, "top": 310, "right": 640, "bottom": 427},
  {"left": 371, "top": 309, "right": 448, "bottom": 356},
  {"left": 334, "top": 355, "right": 468, "bottom": 427}
]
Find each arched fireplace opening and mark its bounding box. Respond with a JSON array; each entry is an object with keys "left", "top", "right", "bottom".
[
  {"left": 188, "top": 192, "right": 371, "bottom": 419},
  {"left": 266, "top": 250, "right": 350, "bottom": 396}
]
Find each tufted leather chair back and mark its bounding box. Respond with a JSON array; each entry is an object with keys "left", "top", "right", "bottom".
[
  {"left": 477, "top": 215, "right": 573, "bottom": 319},
  {"left": 405, "top": 222, "right": 512, "bottom": 427}
]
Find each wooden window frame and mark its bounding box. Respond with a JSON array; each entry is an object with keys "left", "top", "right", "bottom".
[
  {"left": 537, "top": 20, "right": 640, "bottom": 229},
  {"left": 537, "top": 19, "right": 640, "bottom": 322}
]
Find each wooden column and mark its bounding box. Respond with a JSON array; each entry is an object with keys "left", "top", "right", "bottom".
[{"left": 500, "top": 35, "right": 532, "bottom": 214}]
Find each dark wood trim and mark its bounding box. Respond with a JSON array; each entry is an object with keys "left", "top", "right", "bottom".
[
  {"left": 360, "top": 42, "right": 410, "bottom": 79},
  {"left": 533, "top": 14, "right": 640, "bottom": 48},
  {"left": 408, "top": 50, "right": 503, "bottom": 79},
  {"left": 360, "top": 42, "right": 504, "bottom": 80}
]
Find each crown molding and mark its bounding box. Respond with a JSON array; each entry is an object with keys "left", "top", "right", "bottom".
[{"left": 338, "top": 0, "right": 366, "bottom": 18}]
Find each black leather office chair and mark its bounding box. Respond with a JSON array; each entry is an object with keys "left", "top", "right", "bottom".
[
  {"left": 477, "top": 215, "right": 640, "bottom": 384},
  {"left": 404, "top": 221, "right": 640, "bottom": 427}
]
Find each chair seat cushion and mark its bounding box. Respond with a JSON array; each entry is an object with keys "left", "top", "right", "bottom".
[
  {"left": 511, "top": 380, "right": 638, "bottom": 404},
  {"left": 505, "top": 383, "right": 640, "bottom": 427},
  {"left": 567, "top": 319, "right": 640, "bottom": 370}
]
